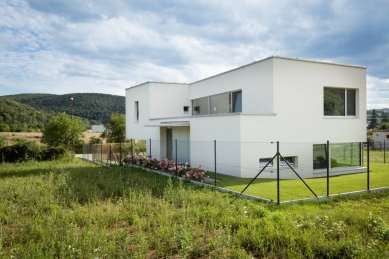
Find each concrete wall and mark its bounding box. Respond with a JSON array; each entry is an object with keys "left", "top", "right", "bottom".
[
  {"left": 190, "top": 58, "right": 274, "bottom": 114},
  {"left": 149, "top": 83, "right": 191, "bottom": 118}
]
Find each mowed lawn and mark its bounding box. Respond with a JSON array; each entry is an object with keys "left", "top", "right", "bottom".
[{"left": 1, "top": 158, "right": 389, "bottom": 258}]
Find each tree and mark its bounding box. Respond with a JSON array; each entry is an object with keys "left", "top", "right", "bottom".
[
  {"left": 368, "top": 109, "right": 377, "bottom": 129},
  {"left": 101, "top": 113, "right": 125, "bottom": 143},
  {"left": 88, "top": 136, "right": 103, "bottom": 144},
  {"left": 41, "top": 112, "right": 84, "bottom": 150}
]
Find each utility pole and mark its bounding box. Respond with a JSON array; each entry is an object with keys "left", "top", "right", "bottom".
[{"left": 70, "top": 97, "right": 74, "bottom": 153}]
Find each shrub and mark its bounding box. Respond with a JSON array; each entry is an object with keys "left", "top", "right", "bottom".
[
  {"left": 42, "top": 146, "right": 67, "bottom": 161},
  {"left": 0, "top": 141, "right": 41, "bottom": 162}
]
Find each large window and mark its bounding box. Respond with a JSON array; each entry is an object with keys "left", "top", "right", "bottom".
[
  {"left": 192, "top": 97, "right": 208, "bottom": 115},
  {"left": 324, "top": 87, "right": 356, "bottom": 116},
  {"left": 313, "top": 143, "right": 361, "bottom": 169},
  {"left": 210, "top": 92, "right": 230, "bottom": 114},
  {"left": 192, "top": 90, "right": 242, "bottom": 116}
]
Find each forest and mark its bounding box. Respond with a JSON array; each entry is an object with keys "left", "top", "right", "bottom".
[
  {"left": 0, "top": 92, "right": 124, "bottom": 132},
  {"left": 2, "top": 93, "right": 125, "bottom": 125}
]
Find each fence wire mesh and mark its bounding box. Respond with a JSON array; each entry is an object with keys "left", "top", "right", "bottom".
[{"left": 82, "top": 140, "right": 389, "bottom": 203}]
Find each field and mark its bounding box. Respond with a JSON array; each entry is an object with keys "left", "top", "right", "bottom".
[
  {"left": 1, "top": 158, "right": 389, "bottom": 258},
  {"left": 0, "top": 132, "right": 102, "bottom": 146}
]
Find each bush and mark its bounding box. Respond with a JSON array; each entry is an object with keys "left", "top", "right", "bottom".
[
  {"left": 42, "top": 146, "right": 67, "bottom": 161},
  {"left": 0, "top": 141, "right": 68, "bottom": 163},
  {"left": 0, "top": 141, "right": 41, "bottom": 163}
]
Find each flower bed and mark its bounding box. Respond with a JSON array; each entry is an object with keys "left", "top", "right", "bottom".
[{"left": 124, "top": 156, "right": 207, "bottom": 182}]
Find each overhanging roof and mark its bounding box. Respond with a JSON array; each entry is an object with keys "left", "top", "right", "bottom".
[{"left": 145, "top": 121, "right": 190, "bottom": 127}]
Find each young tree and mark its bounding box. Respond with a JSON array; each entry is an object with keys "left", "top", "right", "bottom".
[
  {"left": 101, "top": 112, "right": 126, "bottom": 143},
  {"left": 368, "top": 109, "right": 378, "bottom": 129},
  {"left": 41, "top": 113, "right": 84, "bottom": 150}
]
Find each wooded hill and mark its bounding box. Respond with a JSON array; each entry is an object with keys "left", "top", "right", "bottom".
[
  {"left": 0, "top": 97, "right": 93, "bottom": 132},
  {"left": 1, "top": 93, "right": 125, "bottom": 125}
]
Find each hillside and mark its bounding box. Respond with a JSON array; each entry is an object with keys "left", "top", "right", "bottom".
[
  {"left": 0, "top": 98, "right": 56, "bottom": 132},
  {"left": 1, "top": 93, "right": 125, "bottom": 124},
  {"left": 0, "top": 97, "right": 92, "bottom": 132}
]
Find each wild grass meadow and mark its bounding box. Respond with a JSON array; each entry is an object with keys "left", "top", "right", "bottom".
[{"left": 1, "top": 158, "right": 389, "bottom": 258}]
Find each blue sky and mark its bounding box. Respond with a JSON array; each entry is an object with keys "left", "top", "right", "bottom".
[{"left": 0, "top": 0, "right": 388, "bottom": 109}]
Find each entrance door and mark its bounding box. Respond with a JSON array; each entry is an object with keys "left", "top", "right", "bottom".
[{"left": 167, "top": 128, "right": 173, "bottom": 160}]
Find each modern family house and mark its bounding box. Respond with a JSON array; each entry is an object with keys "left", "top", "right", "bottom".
[{"left": 125, "top": 56, "right": 366, "bottom": 179}]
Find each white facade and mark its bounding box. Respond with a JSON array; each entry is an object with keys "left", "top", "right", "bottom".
[
  {"left": 91, "top": 125, "right": 105, "bottom": 133},
  {"left": 125, "top": 56, "right": 367, "bottom": 179}
]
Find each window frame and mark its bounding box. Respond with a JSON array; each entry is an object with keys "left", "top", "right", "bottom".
[
  {"left": 134, "top": 101, "right": 139, "bottom": 122},
  {"left": 192, "top": 90, "right": 242, "bottom": 116},
  {"left": 324, "top": 87, "right": 357, "bottom": 117}
]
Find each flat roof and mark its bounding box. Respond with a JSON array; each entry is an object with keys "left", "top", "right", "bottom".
[{"left": 126, "top": 56, "right": 366, "bottom": 90}]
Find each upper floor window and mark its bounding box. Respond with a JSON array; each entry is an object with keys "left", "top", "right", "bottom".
[
  {"left": 324, "top": 87, "right": 356, "bottom": 116},
  {"left": 134, "top": 101, "right": 139, "bottom": 122},
  {"left": 192, "top": 90, "right": 242, "bottom": 116}
]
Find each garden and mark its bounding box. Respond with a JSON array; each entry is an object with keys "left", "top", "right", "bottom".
[{"left": 1, "top": 158, "right": 389, "bottom": 258}]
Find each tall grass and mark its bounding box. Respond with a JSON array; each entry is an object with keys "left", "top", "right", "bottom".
[{"left": 1, "top": 158, "right": 389, "bottom": 258}]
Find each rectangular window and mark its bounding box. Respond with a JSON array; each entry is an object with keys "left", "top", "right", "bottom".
[
  {"left": 280, "top": 156, "right": 295, "bottom": 166},
  {"left": 192, "top": 97, "right": 208, "bottom": 115},
  {"left": 330, "top": 142, "right": 361, "bottom": 168},
  {"left": 192, "top": 90, "right": 242, "bottom": 116},
  {"left": 232, "top": 91, "right": 242, "bottom": 113},
  {"left": 346, "top": 90, "right": 356, "bottom": 116},
  {"left": 210, "top": 92, "right": 230, "bottom": 114},
  {"left": 134, "top": 101, "right": 139, "bottom": 122},
  {"left": 259, "top": 158, "right": 273, "bottom": 167},
  {"left": 313, "top": 144, "right": 327, "bottom": 169},
  {"left": 324, "top": 87, "right": 356, "bottom": 116},
  {"left": 183, "top": 106, "right": 189, "bottom": 113}
]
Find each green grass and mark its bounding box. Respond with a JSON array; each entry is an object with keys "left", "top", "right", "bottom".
[
  {"left": 200, "top": 150, "right": 389, "bottom": 202},
  {"left": 1, "top": 158, "right": 389, "bottom": 258}
]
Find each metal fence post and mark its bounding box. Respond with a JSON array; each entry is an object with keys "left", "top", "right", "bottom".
[
  {"left": 109, "top": 145, "right": 112, "bottom": 166},
  {"left": 130, "top": 138, "right": 133, "bottom": 156},
  {"left": 277, "top": 141, "right": 280, "bottom": 205},
  {"left": 149, "top": 139, "right": 152, "bottom": 171},
  {"left": 384, "top": 140, "right": 386, "bottom": 164},
  {"left": 367, "top": 140, "right": 370, "bottom": 192},
  {"left": 326, "top": 140, "right": 330, "bottom": 196},
  {"left": 175, "top": 139, "right": 178, "bottom": 178},
  {"left": 119, "top": 142, "right": 122, "bottom": 166},
  {"left": 214, "top": 140, "right": 217, "bottom": 187}
]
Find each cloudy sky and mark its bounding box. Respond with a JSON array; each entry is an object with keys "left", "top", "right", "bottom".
[{"left": 0, "top": 0, "right": 388, "bottom": 109}]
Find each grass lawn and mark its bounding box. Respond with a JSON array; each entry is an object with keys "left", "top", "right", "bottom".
[
  {"left": 203, "top": 162, "right": 389, "bottom": 203},
  {"left": 1, "top": 158, "right": 389, "bottom": 258}
]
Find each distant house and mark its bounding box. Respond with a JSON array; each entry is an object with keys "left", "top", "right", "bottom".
[
  {"left": 372, "top": 130, "right": 389, "bottom": 149},
  {"left": 125, "top": 56, "right": 367, "bottom": 178},
  {"left": 91, "top": 125, "right": 105, "bottom": 133}
]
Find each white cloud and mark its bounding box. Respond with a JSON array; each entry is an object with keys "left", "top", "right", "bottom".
[{"left": 0, "top": 0, "right": 388, "bottom": 110}]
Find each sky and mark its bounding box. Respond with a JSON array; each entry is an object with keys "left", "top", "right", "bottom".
[{"left": 0, "top": 0, "right": 388, "bottom": 109}]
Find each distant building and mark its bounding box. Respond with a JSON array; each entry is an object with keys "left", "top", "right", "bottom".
[{"left": 91, "top": 125, "right": 105, "bottom": 133}]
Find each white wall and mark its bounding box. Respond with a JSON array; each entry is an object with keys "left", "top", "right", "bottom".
[
  {"left": 373, "top": 131, "right": 389, "bottom": 142},
  {"left": 91, "top": 125, "right": 105, "bottom": 133},
  {"left": 272, "top": 57, "right": 366, "bottom": 143},
  {"left": 190, "top": 58, "right": 274, "bottom": 114},
  {"left": 149, "top": 83, "right": 191, "bottom": 119}
]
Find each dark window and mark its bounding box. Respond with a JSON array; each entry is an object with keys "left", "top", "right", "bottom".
[
  {"left": 183, "top": 106, "right": 189, "bottom": 113},
  {"left": 232, "top": 91, "right": 242, "bottom": 113},
  {"left": 134, "top": 101, "right": 139, "bottom": 122},
  {"left": 324, "top": 87, "right": 356, "bottom": 116}
]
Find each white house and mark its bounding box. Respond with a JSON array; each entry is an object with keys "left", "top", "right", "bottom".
[
  {"left": 91, "top": 125, "right": 105, "bottom": 133},
  {"left": 372, "top": 130, "right": 389, "bottom": 149},
  {"left": 125, "top": 56, "right": 367, "bottom": 179}
]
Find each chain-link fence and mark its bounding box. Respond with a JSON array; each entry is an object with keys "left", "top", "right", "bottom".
[{"left": 82, "top": 140, "right": 389, "bottom": 204}]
